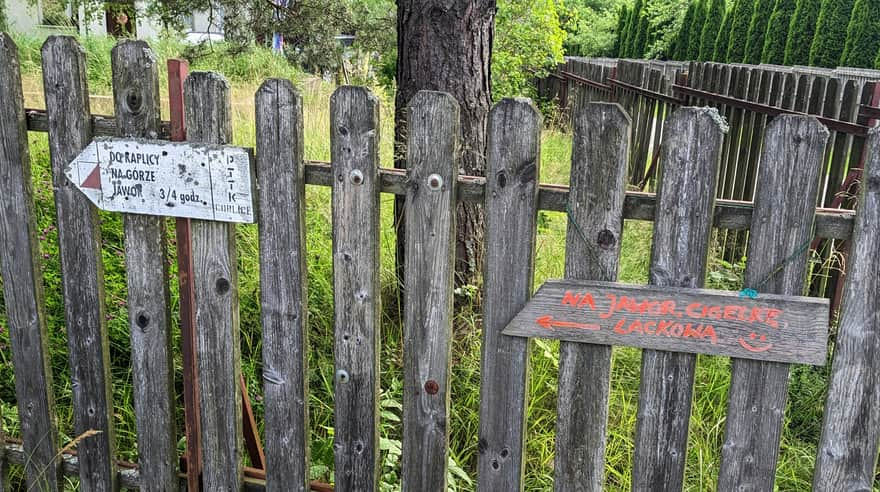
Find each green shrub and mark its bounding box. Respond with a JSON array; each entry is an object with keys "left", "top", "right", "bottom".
[
  {"left": 699, "top": 0, "right": 725, "bottom": 60},
  {"left": 614, "top": 5, "right": 630, "bottom": 56},
  {"left": 840, "top": 0, "right": 880, "bottom": 68},
  {"left": 726, "top": 0, "right": 755, "bottom": 62},
  {"left": 674, "top": 1, "right": 697, "bottom": 60},
  {"left": 784, "top": 0, "right": 820, "bottom": 65},
  {"left": 713, "top": 8, "right": 734, "bottom": 61},
  {"left": 635, "top": 12, "right": 650, "bottom": 57},
  {"left": 809, "top": 0, "right": 855, "bottom": 67},
  {"left": 688, "top": 0, "right": 707, "bottom": 59},
  {"left": 762, "top": 0, "right": 797, "bottom": 64},
  {"left": 744, "top": 0, "right": 775, "bottom": 63}
]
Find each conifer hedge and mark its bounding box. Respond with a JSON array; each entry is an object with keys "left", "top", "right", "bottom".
[
  {"left": 688, "top": 0, "right": 707, "bottom": 59},
  {"left": 700, "top": 0, "right": 726, "bottom": 60},
  {"left": 762, "top": 0, "right": 797, "bottom": 64},
  {"left": 784, "top": 0, "right": 820, "bottom": 65},
  {"left": 726, "top": 0, "right": 755, "bottom": 62},
  {"left": 714, "top": 9, "right": 734, "bottom": 61},
  {"left": 809, "top": 0, "right": 854, "bottom": 67},
  {"left": 840, "top": 0, "right": 880, "bottom": 68},
  {"left": 676, "top": 2, "right": 698, "bottom": 59},
  {"left": 744, "top": 0, "right": 775, "bottom": 63}
]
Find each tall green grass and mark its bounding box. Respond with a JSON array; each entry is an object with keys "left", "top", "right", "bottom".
[{"left": 0, "top": 32, "right": 837, "bottom": 490}]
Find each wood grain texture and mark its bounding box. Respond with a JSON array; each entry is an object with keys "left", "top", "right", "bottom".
[
  {"left": 718, "top": 115, "right": 829, "bottom": 491},
  {"left": 0, "top": 32, "right": 61, "bottom": 491},
  {"left": 632, "top": 107, "right": 726, "bottom": 492},
  {"left": 476, "top": 98, "right": 541, "bottom": 491},
  {"left": 42, "top": 35, "right": 117, "bottom": 492},
  {"left": 26, "top": 109, "right": 173, "bottom": 138},
  {"left": 330, "top": 86, "right": 381, "bottom": 490},
  {"left": 554, "top": 102, "right": 630, "bottom": 492},
  {"left": 401, "top": 91, "right": 459, "bottom": 492},
  {"left": 184, "top": 71, "right": 243, "bottom": 491},
  {"left": 111, "top": 39, "right": 178, "bottom": 492},
  {"left": 256, "top": 79, "right": 310, "bottom": 492},
  {"left": 504, "top": 280, "right": 829, "bottom": 365},
  {"left": 814, "top": 127, "right": 880, "bottom": 491}
]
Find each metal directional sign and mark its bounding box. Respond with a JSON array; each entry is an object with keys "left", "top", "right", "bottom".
[
  {"left": 502, "top": 279, "right": 830, "bottom": 365},
  {"left": 65, "top": 137, "right": 256, "bottom": 223}
]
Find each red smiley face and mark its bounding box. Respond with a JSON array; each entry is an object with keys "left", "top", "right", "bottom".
[{"left": 738, "top": 332, "right": 773, "bottom": 353}]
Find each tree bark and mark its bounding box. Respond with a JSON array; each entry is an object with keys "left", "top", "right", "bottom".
[{"left": 395, "top": 0, "right": 495, "bottom": 290}]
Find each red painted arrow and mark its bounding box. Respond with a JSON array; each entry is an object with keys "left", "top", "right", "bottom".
[{"left": 536, "top": 315, "right": 600, "bottom": 331}]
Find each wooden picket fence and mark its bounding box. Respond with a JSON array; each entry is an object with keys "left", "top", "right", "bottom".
[{"left": 3, "top": 34, "right": 880, "bottom": 492}]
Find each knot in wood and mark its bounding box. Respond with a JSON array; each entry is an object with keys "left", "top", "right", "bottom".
[{"left": 424, "top": 379, "right": 439, "bottom": 394}]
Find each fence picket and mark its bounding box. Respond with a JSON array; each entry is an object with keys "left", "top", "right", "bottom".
[
  {"left": 718, "top": 116, "right": 829, "bottom": 490},
  {"left": 477, "top": 98, "right": 542, "bottom": 491},
  {"left": 401, "top": 91, "right": 459, "bottom": 491},
  {"left": 42, "top": 35, "right": 117, "bottom": 492},
  {"left": 0, "top": 33, "right": 61, "bottom": 491},
  {"left": 330, "top": 86, "right": 382, "bottom": 490},
  {"left": 555, "top": 102, "right": 631, "bottom": 491},
  {"left": 632, "top": 107, "right": 726, "bottom": 491},
  {"left": 111, "top": 39, "right": 179, "bottom": 492},
  {"left": 256, "top": 79, "right": 310, "bottom": 491},
  {"left": 814, "top": 127, "right": 880, "bottom": 490},
  {"left": 184, "top": 72, "right": 243, "bottom": 490}
]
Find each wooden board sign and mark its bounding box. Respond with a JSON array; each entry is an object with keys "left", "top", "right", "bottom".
[
  {"left": 65, "top": 137, "right": 256, "bottom": 223},
  {"left": 502, "top": 279, "right": 830, "bottom": 365}
]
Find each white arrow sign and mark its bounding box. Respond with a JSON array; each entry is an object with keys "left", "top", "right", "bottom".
[{"left": 66, "top": 137, "right": 256, "bottom": 223}]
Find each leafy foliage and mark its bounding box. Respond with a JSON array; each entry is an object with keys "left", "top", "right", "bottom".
[
  {"left": 562, "top": 0, "right": 627, "bottom": 57},
  {"left": 687, "top": 0, "right": 706, "bottom": 59},
  {"left": 809, "top": 0, "right": 855, "bottom": 67},
  {"left": 726, "top": 0, "right": 755, "bottom": 62},
  {"left": 784, "top": 0, "right": 820, "bottom": 65},
  {"left": 673, "top": 1, "right": 697, "bottom": 59},
  {"left": 840, "top": 0, "right": 880, "bottom": 68},
  {"left": 625, "top": 0, "right": 646, "bottom": 56},
  {"left": 743, "top": 0, "right": 774, "bottom": 63},
  {"left": 699, "top": 0, "right": 725, "bottom": 60},
  {"left": 713, "top": 7, "right": 734, "bottom": 60},
  {"left": 762, "top": 0, "right": 797, "bottom": 64},
  {"left": 642, "top": 0, "right": 690, "bottom": 58},
  {"left": 613, "top": 5, "right": 630, "bottom": 56},
  {"left": 493, "top": 0, "right": 566, "bottom": 99}
]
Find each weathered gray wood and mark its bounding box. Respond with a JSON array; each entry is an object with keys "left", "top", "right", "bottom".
[
  {"left": 330, "top": 85, "right": 381, "bottom": 490},
  {"left": 26, "top": 108, "right": 173, "bottom": 138},
  {"left": 476, "top": 98, "right": 541, "bottom": 491},
  {"left": 814, "top": 127, "right": 880, "bottom": 491},
  {"left": 0, "top": 32, "right": 61, "bottom": 491},
  {"left": 632, "top": 107, "right": 726, "bottom": 491},
  {"left": 718, "top": 115, "right": 829, "bottom": 490},
  {"left": 504, "top": 280, "right": 829, "bottom": 365},
  {"left": 255, "top": 79, "right": 309, "bottom": 492},
  {"left": 184, "top": 71, "right": 243, "bottom": 491},
  {"left": 111, "top": 39, "right": 178, "bottom": 492},
  {"left": 553, "top": 103, "right": 630, "bottom": 491},
  {"left": 401, "top": 91, "right": 459, "bottom": 492},
  {"left": 42, "top": 35, "right": 117, "bottom": 492}
]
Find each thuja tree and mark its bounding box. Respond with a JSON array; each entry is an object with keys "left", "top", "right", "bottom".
[
  {"left": 784, "top": 0, "right": 820, "bottom": 65},
  {"left": 614, "top": 5, "right": 630, "bottom": 56},
  {"left": 726, "top": 0, "right": 755, "bottom": 62},
  {"left": 809, "top": 0, "right": 855, "bottom": 67},
  {"left": 622, "top": 0, "right": 640, "bottom": 57},
  {"left": 713, "top": 8, "right": 734, "bottom": 60},
  {"left": 675, "top": 1, "right": 697, "bottom": 59},
  {"left": 633, "top": 6, "right": 650, "bottom": 57},
  {"left": 688, "top": 0, "right": 707, "bottom": 59},
  {"left": 744, "top": 0, "right": 775, "bottom": 63},
  {"left": 840, "top": 0, "right": 880, "bottom": 68},
  {"left": 699, "top": 0, "right": 725, "bottom": 60},
  {"left": 762, "top": 0, "right": 797, "bottom": 64}
]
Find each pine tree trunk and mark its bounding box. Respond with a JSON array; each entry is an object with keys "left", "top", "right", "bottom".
[{"left": 395, "top": 0, "right": 495, "bottom": 290}]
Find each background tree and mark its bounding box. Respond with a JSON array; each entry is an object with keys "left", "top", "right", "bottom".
[
  {"left": 641, "top": 0, "right": 690, "bottom": 58},
  {"left": 674, "top": 1, "right": 697, "bottom": 59},
  {"left": 784, "top": 0, "right": 820, "bottom": 65},
  {"left": 713, "top": 8, "right": 733, "bottom": 60},
  {"left": 699, "top": 0, "right": 725, "bottom": 60},
  {"left": 493, "top": 0, "right": 565, "bottom": 98},
  {"left": 761, "top": 0, "right": 796, "bottom": 63},
  {"left": 809, "top": 0, "right": 855, "bottom": 67},
  {"left": 726, "top": 0, "right": 754, "bottom": 62},
  {"left": 840, "top": 0, "right": 880, "bottom": 68},
  {"left": 613, "top": 5, "right": 630, "bottom": 56},
  {"left": 395, "top": 0, "right": 495, "bottom": 288},
  {"left": 688, "top": 0, "right": 706, "bottom": 59},
  {"left": 635, "top": 13, "right": 649, "bottom": 56},
  {"left": 743, "top": 0, "right": 774, "bottom": 63},
  {"left": 625, "top": 0, "right": 645, "bottom": 56}
]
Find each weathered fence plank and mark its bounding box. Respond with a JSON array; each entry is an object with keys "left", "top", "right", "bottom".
[
  {"left": 554, "top": 102, "right": 630, "bottom": 491},
  {"left": 111, "top": 39, "right": 179, "bottom": 492},
  {"left": 42, "top": 35, "right": 117, "bottom": 492},
  {"left": 0, "top": 32, "right": 61, "bottom": 491},
  {"left": 814, "top": 127, "right": 880, "bottom": 490},
  {"left": 718, "top": 116, "right": 829, "bottom": 490},
  {"left": 476, "top": 98, "right": 542, "bottom": 491},
  {"left": 330, "top": 86, "right": 382, "bottom": 490},
  {"left": 184, "top": 72, "right": 243, "bottom": 490},
  {"left": 632, "top": 107, "right": 726, "bottom": 491},
  {"left": 401, "top": 91, "right": 459, "bottom": 491},
  {"left": 256, "top": 79, "right": 310, "bottom": 492}
]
